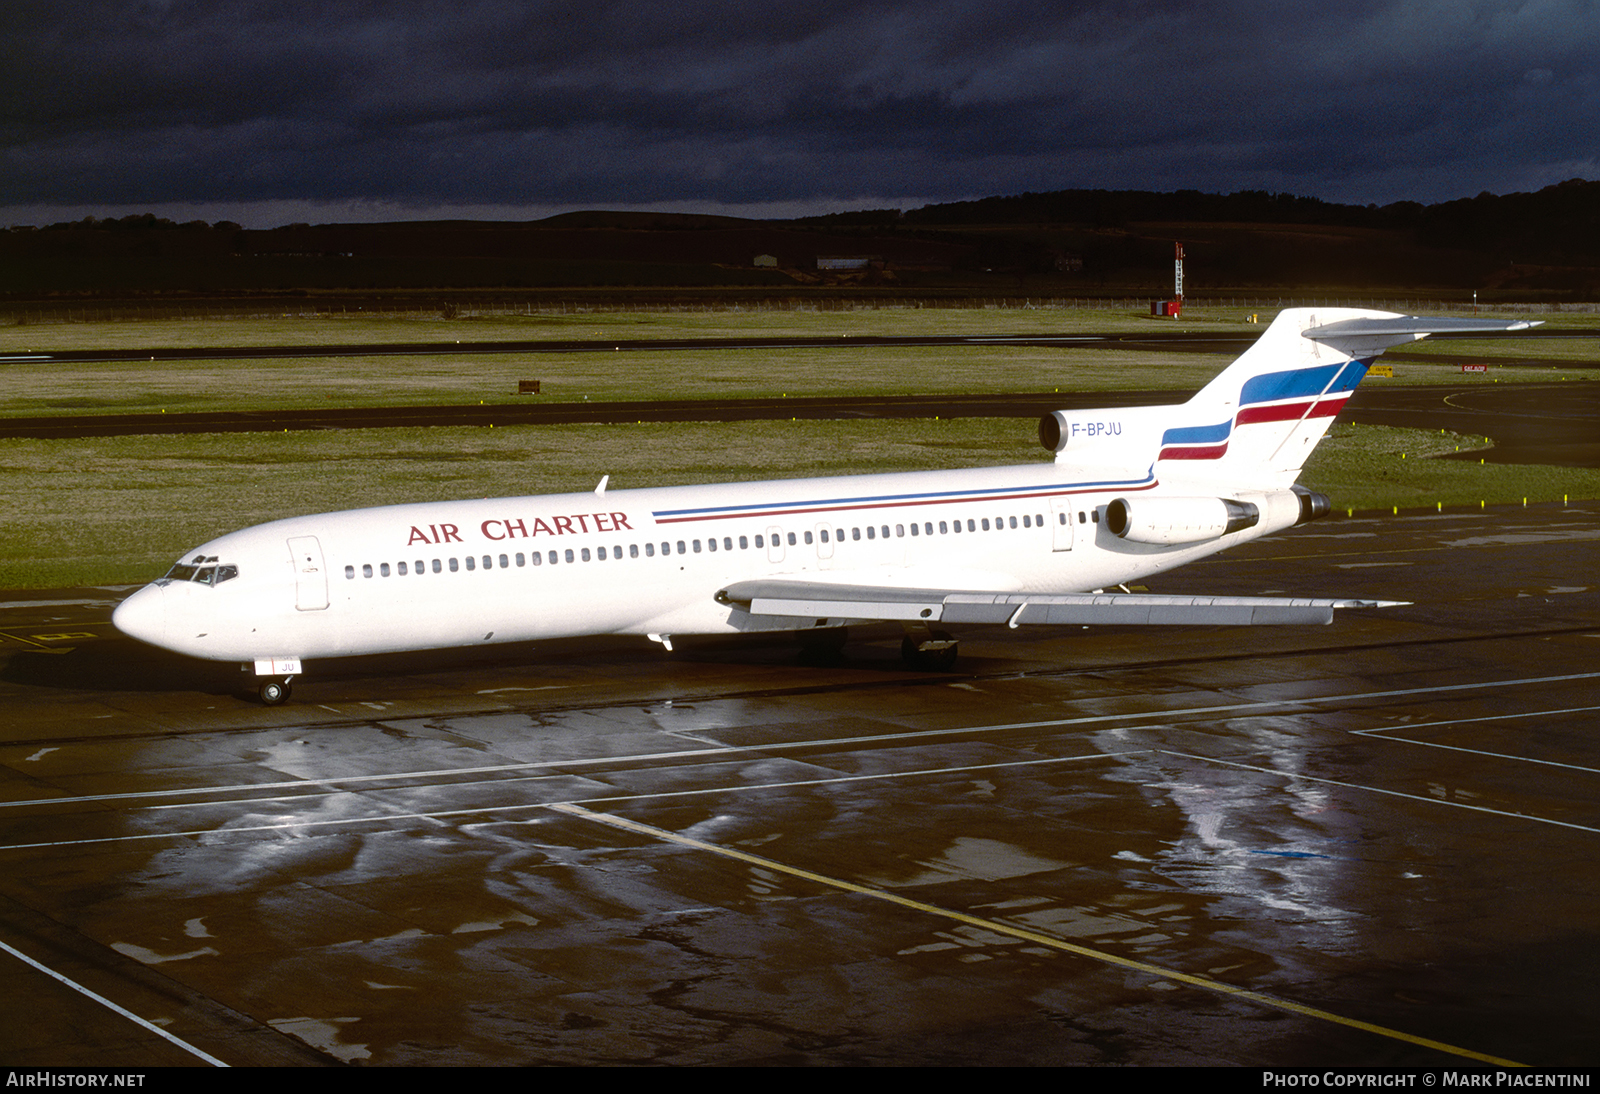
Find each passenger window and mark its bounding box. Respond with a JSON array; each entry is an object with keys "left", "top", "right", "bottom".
[
  {"left": 820, "top": 529, "right": 829, "bottom": 543},
  {"left": 723, "top": 537, "right": 732, "bottom": 551},
  {"left": 380, "top": 563, "right": 390, "bottom": 577},
  {"left": 548, "top": 551, "right": 558, "bottom": 565},
  {"left": 803, "top": 531, "right": 813, "bottom": 545},
  {"left": 597, "top": 546, "right": 606, "bottom": 560},
  {"left": 363, "top": 564, "right": 373, "bottom": 578},
  {"left": 397, "top": 561, "right": 407, "bottom": 575},
  {"left": 580, "top": 548, "right": 590, "bottom": 562},
  {"left": 787, "top": 532, "right": 796, "bottom": 546},
  {"left": 531, "top": 552, "right": 542, "bottom": 566},
  {"left": 500, "top": 554, "right": 509, "bottom": 568},
  {"left": 910, "top": 523, "right": 918, "bottom": 536},
  {"left": 925, "top": 522, "right": 933, "bottom": 535},
  {"left": 739, "top": 536, "right": 748, "bottom": 550},
  {"left": 465, "top": 556, "right": 476, "bottom": 571},
  {"left": 345, "top": 565, "right": 355, "bottom": 580},
  {"left": 565, "top": 549, "right": 575, "bottom": 563},
  {"left": 1010, "top": 516, "right": 1018, "bottom": 529},
  {"left": 866, "top": 526, "right": 875, "bottom": 540},
  {"left": 630, "top": 544, "right": 639, "bottom": 558},
  {"left": 677, "top": 540, "right": 686, "bottom": 554},
  {"left": 432, "top": 558, "right": 442, "bottom": 573},
  {"left": 1079, "top": 512, "right": 1086, "bottom": 524},
  {"left": 449, "top": 558, "right": 459, "bottom": 572},
  {"left": 645, "top": 542, "right": 655, "bottom": 557},
  {"left": 896, "top": 524, "right": 904, "bottom": 537},
  {"left": 614, "top": 544, "right": 623, "bottom": 559},
  {"left": 1092, "top": 510, "right": 1100, "bottom": 523},
  {"left": 939, "top": 521, "right": 948, "bottom": 534},
  {"left": 515, "top": 553, "right": 524, "bottom": 567}
]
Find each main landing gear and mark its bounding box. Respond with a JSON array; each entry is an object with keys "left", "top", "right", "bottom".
[
  {"left": 797, "top": 626, "right": 850, "bottom": 664},
  {"left": 259, "top": 677, "right": 294, "bottom": 705},
  {"left": 901, "top": 625, "right": 959, "bottom": 671}
]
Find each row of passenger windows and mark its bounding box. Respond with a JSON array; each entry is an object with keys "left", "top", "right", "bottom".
[{"left": 343, "top": 509, "right": 1099, "bottom": 580}]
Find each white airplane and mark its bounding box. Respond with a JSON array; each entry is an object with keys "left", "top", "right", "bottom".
[{"left": 112, "top": 308, "right": 1537, "bottom": 704}]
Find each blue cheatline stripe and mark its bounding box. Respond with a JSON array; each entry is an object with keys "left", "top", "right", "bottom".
[
  {"left": 1239, "top": 362, "right": 1345, "bottom": 405},
  {"left": 652, "top": 474, "right": 1155, "bottom": 521},
  {"left": 1159, "top": 418, "right": 1231, "bottom": 447},
  {"left": 1155, "top": 357, "right": 1374, "bottom": 453}
]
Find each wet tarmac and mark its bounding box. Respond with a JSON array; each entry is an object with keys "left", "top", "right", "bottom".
[{"left": 2, "top": 502, "right": 1597, "bottom": 1065}]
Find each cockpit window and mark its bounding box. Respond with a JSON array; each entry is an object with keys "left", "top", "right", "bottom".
[{"left": 159, "top": 558, "right": 238, "bottom": 586}]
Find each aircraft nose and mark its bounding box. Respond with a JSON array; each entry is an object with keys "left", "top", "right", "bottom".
[{"left": 112, "top": 584, "right": 166, "bottom": 648}]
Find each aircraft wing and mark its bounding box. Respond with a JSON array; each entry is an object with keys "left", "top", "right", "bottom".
[{"left": 715, "top": 579, "right": 1404, "bottom": 627}]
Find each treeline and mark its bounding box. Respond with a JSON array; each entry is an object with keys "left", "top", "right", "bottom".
[
  {"left": 22, "top": 213, "right": 243, "bottom": 233},
  {"left": 792, "top": 178, "right": 1600, "bottom": 263}
]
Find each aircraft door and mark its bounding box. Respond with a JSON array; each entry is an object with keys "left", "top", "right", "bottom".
[
  {"left": 287, "top": 535, "right": 330, "bottom": 611},
  {"left": 814, "top": 522, "right": 834, "bottom": 561},
  {"left": 1049, "top": 499, "right": 1075, "bottom": 552}
]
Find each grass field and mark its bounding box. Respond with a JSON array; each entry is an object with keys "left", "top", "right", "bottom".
[
  {"left": 3, "top": 304, "right": 1591, "bottom": 419},
  {"left": 4, "top": 419, "right": 1598, "bottom": 590},
  {"left": 2, "top": 305, "right": 1595, "bottom": 589}
]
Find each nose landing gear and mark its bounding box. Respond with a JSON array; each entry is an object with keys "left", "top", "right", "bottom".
[{"left": 259, "top": 677, "right": 294, "bottom": 705}]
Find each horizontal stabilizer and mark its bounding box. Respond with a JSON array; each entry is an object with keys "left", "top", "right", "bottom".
[
  {"left": 1303, "top": 315, "right": 1541, "bottom": 357},
  {"left": 717, "top": 579, "right": 1405, "bottom": 627}
]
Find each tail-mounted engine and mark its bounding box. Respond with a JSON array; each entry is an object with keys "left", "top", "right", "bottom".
[
  {"left": 1104, "top": 488, "right": 1332, "bottom": 546},
  {"left": 1104, "top": 496, "right": 1260, "bottom": 546}
]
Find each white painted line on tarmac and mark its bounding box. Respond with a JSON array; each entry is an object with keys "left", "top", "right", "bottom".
[
  {"left": 0, "top": 751, "right": 1136, "bottom": 851},
  {"left": 1157, "top": 750, "right": 1600, "bottom": 834},
  {"left": 0, "top": 939, "right": 229, "bottom": 1066},
  {"left": 1354, "top": 705, "right": 1600, "bottom": 774},
  {"left": 5, "top": 668, "right": 1599, "bottom": 813},
  {"left": 552, "top": 802, "right": 1524, "bottom": 1068}
]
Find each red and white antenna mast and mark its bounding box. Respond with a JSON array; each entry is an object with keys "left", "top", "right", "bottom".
[{"left": 1173, "top": 242, "right": 1184, "bottom": 318}]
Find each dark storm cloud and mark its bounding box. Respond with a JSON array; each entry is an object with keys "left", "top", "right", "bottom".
[{"left": 4, "top": 0, "right": 1598, "bottom": 224}]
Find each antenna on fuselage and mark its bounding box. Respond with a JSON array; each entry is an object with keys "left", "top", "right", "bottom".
[{"left": 594, "top": 474, "right": 609, "bottom": 495}]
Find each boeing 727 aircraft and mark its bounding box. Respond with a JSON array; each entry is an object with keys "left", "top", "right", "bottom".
[{"left": 112, "top": 308, "right": 1536, "bottom": 704}]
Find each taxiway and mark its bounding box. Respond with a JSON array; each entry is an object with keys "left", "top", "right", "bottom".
[{"left": 2, "top": 502, "right": 1596, "bottom": 1065}]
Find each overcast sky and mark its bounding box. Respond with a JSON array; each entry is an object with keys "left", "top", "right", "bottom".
[{"left": 4, "top": 0, "right": 1598, "bottom": 228}]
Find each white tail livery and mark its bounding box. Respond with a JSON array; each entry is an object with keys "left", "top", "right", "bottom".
[{"left": 113, "top": 309, "right": 1537, "bottom": 703}]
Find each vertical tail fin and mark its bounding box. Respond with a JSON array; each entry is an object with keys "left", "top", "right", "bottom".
[
  {"left": 1043, "top": 308, "right": 1540, "bottom": 490},
  {"left": 1156, "top": 308, "right": 1541, "bottom": 488}
]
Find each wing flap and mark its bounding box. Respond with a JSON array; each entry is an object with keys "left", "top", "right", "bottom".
[{"left": 718, "top": 579, "right": 1403, "bottom": 628}]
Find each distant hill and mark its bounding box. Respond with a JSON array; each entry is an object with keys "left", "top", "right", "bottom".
[{"left": 3, "top": 180, "right": 1597, "bottom": 299}]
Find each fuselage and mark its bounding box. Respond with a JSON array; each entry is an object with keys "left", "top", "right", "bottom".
[{"left": 110, "top": 458, "right": 1303, "bottom": 665}]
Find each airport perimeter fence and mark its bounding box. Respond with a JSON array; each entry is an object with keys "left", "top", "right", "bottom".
[{"left": 4, "top": 295, "right": 1597, "bottom": 326}]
